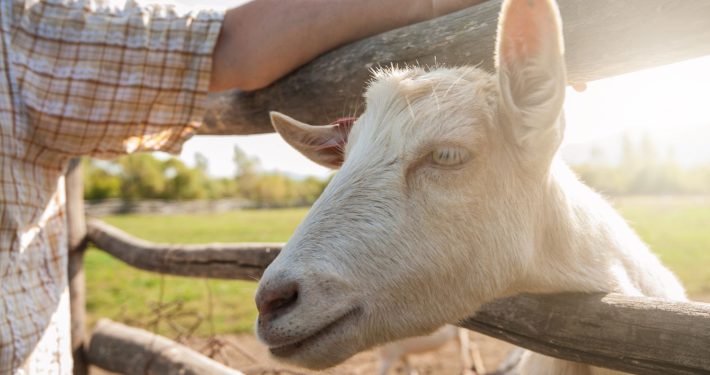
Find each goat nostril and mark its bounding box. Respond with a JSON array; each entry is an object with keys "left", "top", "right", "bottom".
[
  {"left": 257, "top": 282, "right": 299, "bottom": 317},
  {"left": 270, "top": 291, "right": 298, "bottom": 313}
]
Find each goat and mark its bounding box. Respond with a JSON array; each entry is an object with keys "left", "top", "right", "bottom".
[
  {"left": 255, "top": 0, "right": 687, "bottom": 374},
  {"left": 378, "top": 325, "right": 481, "bottom": 375}
]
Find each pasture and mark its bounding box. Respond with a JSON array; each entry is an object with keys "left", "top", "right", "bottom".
[{"left": 85, "top": 196, "right": 710, "bottom": 338}]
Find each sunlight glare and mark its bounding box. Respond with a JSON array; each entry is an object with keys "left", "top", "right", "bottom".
[{"left": 563, "top": 55, "right": 710, "bottom": 145}]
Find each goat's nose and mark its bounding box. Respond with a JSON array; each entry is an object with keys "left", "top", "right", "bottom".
[{"left": 256, "top": 281, "right": 299, "bottom": 317}]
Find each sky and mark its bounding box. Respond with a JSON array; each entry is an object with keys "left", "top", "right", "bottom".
[
  {"left": 560, "top": 55, "right": 710, "bottom": 167},
  {"left": 145, "top": 0, "right": 710, "bottom": 178}
]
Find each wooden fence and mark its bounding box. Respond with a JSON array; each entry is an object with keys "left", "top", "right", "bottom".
[
  {"left": 65, "top": 0, "right": 710, "bottom": 374},
  {"left": 84, "top": 198, "right": 252, "bottom": 217}
]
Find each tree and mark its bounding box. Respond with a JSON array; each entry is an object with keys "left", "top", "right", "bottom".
[
  {"left": 82, "top": 148, "right": 335, "bottom": 204},
  {"left": 119, "top": 154, "right": 166, "bottom": 200},
  {"left": 252, "top": 173, "right": 293, "bottom": 206},
  {"left": 195, "top": 153, "right": 209, "bottom": 174},
  {"left": 162, "top": 158, "right": 209, "bottom": 200},
  {"left": 233, "top": 145, "right": 260, "bottom": 200},
  {"left": 83, "top": 158, "right": 121, "bottom": 200},
  {"left": 620, "top": 134, "right": 638, "bottom": 173},
  {"left": 295, "top": 176, "right": 330, "bottom": 204}
]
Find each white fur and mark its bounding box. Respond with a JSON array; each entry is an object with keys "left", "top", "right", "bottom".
[
  {"left": 256, "top": 0, "right": 686, "bottom": 373},
  {"left": 378, "top": 325, "right": 474, "bottom": 375}
]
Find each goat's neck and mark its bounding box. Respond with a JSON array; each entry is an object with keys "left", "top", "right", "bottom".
[
  {"left": 511, "top": 161, "right": 684, "bottom": 375},
  {"left": 517, "top": 161, "right": 682, "bottom": 298}
]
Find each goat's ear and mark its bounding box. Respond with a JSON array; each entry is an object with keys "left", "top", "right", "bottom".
[
  {"left": 496, "top": 0, "right": 566, "bottom": 160},
  {"left": 270, "top": 111, "right": 354, "bottom": 169}
]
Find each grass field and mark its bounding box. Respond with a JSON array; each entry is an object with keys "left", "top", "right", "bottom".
[
  {"left": 85, "top": 209, "right": 307, "bottom": 336},
  {"left": 610, "top": 196, "right": 710, "bottom": 297},
  {"left": 85, "top": 196, "right": 710, "bottom": 337}
]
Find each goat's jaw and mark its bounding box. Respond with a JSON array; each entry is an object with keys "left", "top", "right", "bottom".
[{"left": 264, "top": 307, "right": 364, "bottom": 369}]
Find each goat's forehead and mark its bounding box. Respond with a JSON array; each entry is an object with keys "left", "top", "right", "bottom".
[
  {"left": 351, "top": 67, "right": 496, "bottom": 148},
  {"left": 368, "top": 66, "right": 493, "bottom": 94}
]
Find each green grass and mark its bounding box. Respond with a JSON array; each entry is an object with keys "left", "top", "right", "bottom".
[
  {"left": 85, "top": 208, "right": 309, "bottom": 337},
  {"left": 85, "top": 198, "right": 710, "bottom": 338},
  {"left": 611, "top": 196, "right": 710, "bottom": 297}
]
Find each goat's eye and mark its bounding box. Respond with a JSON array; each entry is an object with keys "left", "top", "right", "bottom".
[{"left": 429, "top": 147, "right": 470, "bottom": 167}]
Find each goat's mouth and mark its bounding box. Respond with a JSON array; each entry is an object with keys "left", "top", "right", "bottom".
[{"left": 268, "top": 307, "right": 362, "bottom": 358}]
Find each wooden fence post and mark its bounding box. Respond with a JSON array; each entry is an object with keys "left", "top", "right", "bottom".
[{"left": 66, "top": 158, "right": 88, "bottom": 375}]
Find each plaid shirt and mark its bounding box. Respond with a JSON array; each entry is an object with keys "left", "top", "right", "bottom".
[{"left": 0, "top": 0, "right": 222, "bottom": 373}]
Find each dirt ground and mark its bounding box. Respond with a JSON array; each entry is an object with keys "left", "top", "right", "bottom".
[{"left": 90, "top": 331, "right": 515, "bottom": 375}]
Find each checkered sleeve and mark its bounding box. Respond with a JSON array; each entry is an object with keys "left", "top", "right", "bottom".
[{"left": 11, "top": 0, "right": 224, "bottom": 158}]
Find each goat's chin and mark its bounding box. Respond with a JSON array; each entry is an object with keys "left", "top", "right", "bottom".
[
  {"left": 263, "top": 302, "right": 458, "bottom": 370},
  {"left": 266, "top": 314, "right": 425, "bottom": 370},
  {"left": 265, "top": 312, "right": 366, "bottom": 370}
]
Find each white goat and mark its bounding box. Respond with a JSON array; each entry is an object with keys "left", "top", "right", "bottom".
[
  {"left": 378, "top": 325, "right": 478, "bottom": 375},
  {"left": 255, "top": 0, "right": 687, "bottom": 374}
]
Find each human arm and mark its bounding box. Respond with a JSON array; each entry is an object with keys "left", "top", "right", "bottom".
[
  {"left": 11, "top": 0, "right": 485, "bottom": 158},
  {"left": 11, "top": 1, "right": 222, "bottom": 158},
  {"left": 209, "top": 0, "right": 488, "bottom": 92}
]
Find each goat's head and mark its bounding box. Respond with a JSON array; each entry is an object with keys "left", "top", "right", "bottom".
[{"left": 256, "top": 0, "right": 567, "bottom": 368}]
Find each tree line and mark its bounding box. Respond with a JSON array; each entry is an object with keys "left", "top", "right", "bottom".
[
  {"left": 572, "top": 135, "right": 710, "bottom": 195},
  {"left": 82, "top": 146, "right": 330, "bottom": 207},
  {"left": 84, "top": 135, "right": 710, "bottom": 206}
]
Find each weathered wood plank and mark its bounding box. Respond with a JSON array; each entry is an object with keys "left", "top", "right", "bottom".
[
  {"left": 460, "top": 293, "right": 710, "bottom": 374},
  {"left": 87, "top": 319, "right": 244, "bottom": 375},
  {"left": 65, "top": 158, "right": 88, "bottom": 375},
  {"left": 200, "top": 0, "right": 710, "bottom": 135},
  {"left": 86, "top": 219, "right": 281, "bottom": 280}
]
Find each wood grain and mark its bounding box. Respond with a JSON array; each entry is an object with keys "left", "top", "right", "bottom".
[
  {"left": 200, "top": 0, "right": 710, "bottom": 135},
  {"left": 66, "top": 158, "right": 88, "bottom": 375},
  {"left": 461, "top": 293, "right": 710, "bottom": 374},
  {"left": 86, "top": 219, "right": 281, "bottom": 280},
  {"left": 87, "top": 319, "right": 244, "bottom": 375}
]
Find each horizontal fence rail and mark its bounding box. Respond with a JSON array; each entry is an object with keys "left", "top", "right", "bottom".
[
  {"left": 200, "top": 0, "right": 710, "bottom": 135},
  {"left": 87, "top": 219, "right": 710, "bottom": 375},
  {"left": 463, "top": 293, "right": 710, "bottom": 375},
  {"left": 88, "top": 319, "right": 245, "bottom": 375},
  {"left": 87, "top": 219, "right": 281, "bottom": 280}
]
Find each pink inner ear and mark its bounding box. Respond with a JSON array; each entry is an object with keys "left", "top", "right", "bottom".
[
  {"left": 314, "top": 117, "right": 356, "bottom": 151},
  {"left": 313, "top": 117, "right": 356, "bottom": 167},
  {"left": 500, "top": 0, "right": 554, "bottom": 62},
  {"left": 330, "top": 117, "right": 357, "bottom": 133}
]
